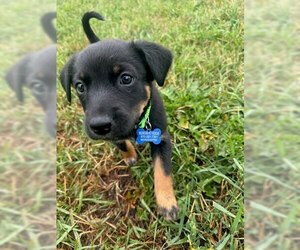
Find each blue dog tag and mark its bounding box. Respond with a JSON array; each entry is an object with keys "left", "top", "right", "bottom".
[{"left": 136, "top": 128, "right": 161, "bottom": 145}]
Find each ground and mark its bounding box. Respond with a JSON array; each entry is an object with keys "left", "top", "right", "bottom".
[{"left": 57, "top": 0, "right": 244, "bottom": 249}]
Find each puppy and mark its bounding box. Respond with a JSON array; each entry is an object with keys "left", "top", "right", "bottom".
[
  {"left": 5, "top": 12, "right": 56, "bottom": 137},
  {"left": 60, "top": 11, "right": 178, "bottom": 220}
]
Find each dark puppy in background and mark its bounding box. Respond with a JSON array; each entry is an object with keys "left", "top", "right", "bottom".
[
  {"left": 60, "top": 12, "right": 178, "bottom": 220},
  {"left": 5, "top": 12, "right": 56, "bottom": 137}
]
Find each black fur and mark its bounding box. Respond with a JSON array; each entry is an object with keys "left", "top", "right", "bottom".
[
  {"left": 82, "top": 11, "right": 104, "bottom": 43},
  {"left": 41, "top": 12, "right": 56, "bottom": 43},
  {"left": 60, "top": 55, "right": 77, "bottom": 103},
  {"left": 60, "top": 39, "right": 172, "bottom": 140},
  {"left": 5, "top": 12, "right": 56, "bottom": 137},
  {"left": 133, "top": 41, "right": 172, "bottom": 86},
  {"left": 60, "top": 11, "right": 177, "bottom": 219},
  {"left": 5, "top": 53, "right": 32, "bottom": 103}
]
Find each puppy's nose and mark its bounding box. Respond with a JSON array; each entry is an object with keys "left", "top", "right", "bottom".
[{"left": 89, "top": 116, "right": 112, "bottom": 135}]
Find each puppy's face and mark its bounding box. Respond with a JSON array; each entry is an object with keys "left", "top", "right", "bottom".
[
  {"left": 61, "top": 39, "right": 172, "bottom": 141},
  {"left": 25, "top": 46, "right": 56, "bottom": 137},
  {"left": 74, "top": 40, "right": 150, "bottom": 140},
  {"left": 5, "top": 45, "right": 56, "bottom": 137}
]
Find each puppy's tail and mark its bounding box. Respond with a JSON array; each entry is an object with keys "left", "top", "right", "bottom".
[
  {"left": 41, "top": 12, "right": 56, "bottom": 43},
  {"left": 82, "top": 11, "right": 104, "bottom": 43}
]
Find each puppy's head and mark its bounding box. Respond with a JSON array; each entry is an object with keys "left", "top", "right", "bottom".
[
  {"left": 60, "top": 39, "right": 172, "bottom": 140},
  {"left": 5, "top": 45, "right": 57, "bottom": 137}
]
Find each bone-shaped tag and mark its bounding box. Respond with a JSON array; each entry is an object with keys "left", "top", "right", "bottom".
[{"left": 136, "top": 128, "right": 161, "bottom": 145}]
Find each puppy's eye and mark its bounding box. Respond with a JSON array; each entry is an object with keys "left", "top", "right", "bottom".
[
  {"left": 120, "top": 74, "right": 134, "bottom": 85},
  {"left": 75, "top": 81, "right": 86, "bottom": 94},
  {"left": 30, "top": 81, "right": 46, "bottom": 95}
]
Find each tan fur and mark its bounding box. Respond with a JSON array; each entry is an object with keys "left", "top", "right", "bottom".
[
  {"left": 113, "top": 64, "right": 120, "bottom": 74},
  {"left": 122, "top": 140, "right": 137, "bottom": 166},
  {"left": 154, "top": 156, "right": 178, "bottom": 220},
  {"left": 137, "top": 85, "right": 151, "bottom": 116}
]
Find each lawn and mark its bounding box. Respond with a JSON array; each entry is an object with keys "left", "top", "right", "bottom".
[
  {"left": 0, "top": 0, "right": 56, "bottom": 249},
  {"left": 56, "top": 0, "right": 244, "bottom": 249},
  {"left": 245, "top": 0, "right": 300, "bottom": 249}
]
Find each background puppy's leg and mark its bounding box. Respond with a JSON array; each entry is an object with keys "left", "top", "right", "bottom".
[
  {"left": 114, "top": 140, "right": 137, "bottom": 166},
  {"left": 151, "top": 132, "right": 178, "bottom": 220}
]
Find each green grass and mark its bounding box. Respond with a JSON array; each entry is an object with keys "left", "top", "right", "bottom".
[
  {"left": 0, "top": 1, "right": 56, "bottom": 249},
  {"left": 245, "top": 0, "right": 300, "bottom": 249},
  {"left": 57, "top": 0, "right": 243, "bottom": 249}
]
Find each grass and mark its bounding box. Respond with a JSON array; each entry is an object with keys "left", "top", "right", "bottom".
[
  {"left": 245, "top": 0, "right": 300, "bottom": 249},
  {"left": 56, "top": 0, "right": 244, "bottom": 249},
  {"left": 0, "top": 0, "right": 56, "bottom": 249}
]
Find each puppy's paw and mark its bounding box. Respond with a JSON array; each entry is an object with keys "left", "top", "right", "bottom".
[
  {"left": 122, "top": 140, "right": 138, "bottom": 166},
  {"left": 123, "top": 156, "right": 137, "bottom": 166},
  {"left": 158, "top": 204, "right": 179, "bottom": 220},
  {"left": 156, "top": 194, "right": 179, "bottom": 220}
]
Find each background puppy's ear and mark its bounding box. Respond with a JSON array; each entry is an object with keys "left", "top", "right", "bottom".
[
  {"left": 133, "top": 41, "right": 173, "bottom": 86},
  {"left": 5, "top": 54, "right": 32, "bottom": 103},
  {"left": 60, "top": 54, "right": 77, "bottom": 103}
]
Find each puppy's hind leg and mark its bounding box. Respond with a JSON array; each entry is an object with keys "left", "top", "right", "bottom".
[{"left": 114, "top": 140, "right": 138, "bottom": 166}]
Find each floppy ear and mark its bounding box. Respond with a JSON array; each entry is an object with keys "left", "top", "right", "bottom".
[
  {"left": 60, "top": 54, "right": 77, "bottom": 103},
  {"left": 5, "top": 54, "right": 32, "bottom": 103},
  {"left": 133, "top": 41, "right": 173, "bottom": 86}
]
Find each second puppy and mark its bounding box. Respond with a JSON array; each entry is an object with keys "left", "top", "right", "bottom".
[{"left": 5, "top": 12, "right": 56, "bottom": 137}]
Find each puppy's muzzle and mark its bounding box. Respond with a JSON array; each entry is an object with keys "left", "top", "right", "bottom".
[{"left": 89, "top": 116, "right": 112, "bottom": 135}]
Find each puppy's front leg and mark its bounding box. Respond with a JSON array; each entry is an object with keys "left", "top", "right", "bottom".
[
  {"left": 114, "top": 140, "right": 137, "bottom": 166},
  {"left": 151, "top": 132, "right": 178, "bottom": 220}
]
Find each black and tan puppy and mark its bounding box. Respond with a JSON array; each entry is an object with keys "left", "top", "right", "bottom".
[
  {"left": 60, "top": 11, "right": 178, "bottom": 220},
  {"left": 5, "top": 12, "right": 56, "bottom": 137}
]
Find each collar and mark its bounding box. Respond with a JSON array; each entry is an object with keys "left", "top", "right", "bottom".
[{"left": 137, "top": 98, "right": 152, "bottom": 129}]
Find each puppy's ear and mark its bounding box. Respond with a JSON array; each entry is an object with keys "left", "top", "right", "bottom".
[
  {"left": 5, "top": 54, "right": 32, "bottom": 103},
  {"left": 60, "top": 54, "right": 77, "bottom": 103},
  {"left": 133, "top": 41, "right": 173, "bottom": 86}
]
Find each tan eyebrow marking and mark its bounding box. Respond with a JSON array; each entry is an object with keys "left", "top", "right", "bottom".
[{"left": 113, "top": 64, "right": 120, "bottom": 74}]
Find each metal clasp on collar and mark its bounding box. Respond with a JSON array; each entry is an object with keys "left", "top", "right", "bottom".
[{"left": 145, "top": 118, "right": 152, "bottom": 131}]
